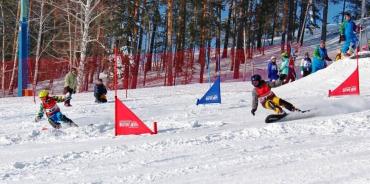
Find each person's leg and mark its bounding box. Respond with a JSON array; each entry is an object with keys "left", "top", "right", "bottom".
[
  {"left": 277, "top": 97, "right": 298, "bottom": 112},
  {"left": 48, "top": 114, "right": 61, "bottom": 129},
  {"left": 342, "top": 41, "right": 350, "bottom": 54},
  {"left": 263, "top": 99, "right": 284, "bottom": 114},
  {"left": 57, "top": 112, "right": 78, "bottom": 127},
  {"left": 64, "top": 87, "right": 73, "bottom": 106}
]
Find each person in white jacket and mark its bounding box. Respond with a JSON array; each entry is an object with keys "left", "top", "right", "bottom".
[{"left": 300, "top": 52, "right": 312, "bottom": 77}]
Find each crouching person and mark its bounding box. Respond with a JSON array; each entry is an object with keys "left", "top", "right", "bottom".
[
  {"left": 250, "top": 74, "right": 301, "bottom": 116},
  {"left": 94, "top": 79, "right": 107, "bottom": 103},
  {"left": 35, "top": 90, "right": 78, "bottom": 129}
]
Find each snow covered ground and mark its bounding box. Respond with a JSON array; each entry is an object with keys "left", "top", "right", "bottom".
[{"left": 1, "top": 56, "right": 370, "bottom": 184}]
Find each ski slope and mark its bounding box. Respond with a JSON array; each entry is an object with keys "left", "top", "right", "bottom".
[{"left": 1, "top": 57, "right": 370, "bottom": 184}]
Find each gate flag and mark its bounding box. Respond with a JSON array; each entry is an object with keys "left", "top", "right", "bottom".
[
  {"left": 328, "top": 66, "right": 360, "bottom": 97},
  {"left": 196, "top": 76, "right": 221, "bottom": 105},
  {"left": 115, "top": 97, "right": 157, "bottom": 135}
]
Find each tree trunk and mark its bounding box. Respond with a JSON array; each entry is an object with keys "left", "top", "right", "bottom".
[
  {"left": 199, "top": 0, "right": 207, "bottom": 83},
  {"left": 234, "top": 2, "right": 245, "bottom": 79},
  {"left": 145, "top": 2, "right": 159, "bottom": 73},
  {"left": 281, "top": 0, "right": 289, "bottom": 53},
  {"left": 287, "top": 0, "right": 295, "bottom": 55},
  {"left": 166, "top": 0, "right": 174, "bottom": 86},
  {"left": 77, "top": 0, "right": 92, "bottom": 92},
  {"left": 222, "top": 0, "right": 233, "bottom": 58},
  {"left": 230, "top": 4, "right": 237, "bottom": 71},
  {"left": 297, "top": 0, "right": 307, "bottom": 43},
  {"left": 271, "top": 2, "right": 278, "bottom": 45},
  {"left": 67, "top": 2, "right": 73, "bottom": 67},
  {"left": 131, "top": 12, "right": 144, "bottom": 89},
  {"left": 321, "top": 0, "right": 328, "bottom": 41},
  {"left": 33, "top": 0, "right": 46, "bottom": 91},
  {"left": 215, "top": 0, "right": 222, "bottom": 73},
  {"left": 174, "top": 0, "right": 186, "bottom": 84},
  {"left": 341, "top": 0, "right": 346, "bottom": 23},
  {"left": 0, "top": 2, "right": 5, "bottom": 97},
  {"left": 8, "top": 1, "right": 21, "bottom": 95}
]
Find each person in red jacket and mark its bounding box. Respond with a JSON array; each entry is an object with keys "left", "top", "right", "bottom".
[
  {"left": 250, "top": 74, "right": 301, "bottom": 116},
  {"left": 34, "top": 90, "right": 78, "bottom": 129}
]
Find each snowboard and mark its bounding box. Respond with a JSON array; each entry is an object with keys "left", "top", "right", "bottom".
[
  {"left": 265, "top": 109, "right": 312, "bottom": 123},
  {"left": 41, "top": 121, "right": 78, "bottom": 131},
  {"left": 265, "top": 113, "right": 288, "bottom": 123}
]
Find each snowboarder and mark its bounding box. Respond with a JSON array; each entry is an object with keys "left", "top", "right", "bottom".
[
  {"left": 267, "top": 56, "right": 279, "bottom": 82},
  {"left": 300, "top": 52, "right": 312, "bottom": 77},
  {"left": 94, "top": 79, "right": 108, "bottom": 103},
  {"left": 250, "top": 74, "right": 301, "bottom": 116},
  {"left": 312, "top": 40, "right": 332, "bottom": 73},
  {"left": 34, "top": 90, "right": 78, "bottom": 129},
  {"left": 64, "top": 67, "right": 78, "bottom": 107},
  {"left": 339, "top": 12, "right": 358, "bottom": 56}
]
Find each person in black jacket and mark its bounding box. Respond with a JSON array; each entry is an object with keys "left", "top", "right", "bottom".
[{"left": 94, "top": 79, "right": 107, "bottom": 103}]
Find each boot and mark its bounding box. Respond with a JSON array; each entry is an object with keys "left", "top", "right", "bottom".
[{"left": 62, "top": 115, "right": 78, "bottom": 127}]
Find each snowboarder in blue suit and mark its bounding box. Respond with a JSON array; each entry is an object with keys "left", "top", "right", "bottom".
[
  {"left": 267, "top": 56, "right": 279, "bottom": 81},
  {"left": 340, "top": 12, "right": 358, "bottom": 55},
  {"left": 312, "top": 40, "right": 332, "bottom": 73},
  {"left": 35, "top": 90, "right": 78, "bottom": 129}
]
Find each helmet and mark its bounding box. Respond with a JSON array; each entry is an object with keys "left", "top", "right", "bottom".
[
  {"left": 251, "top": 74, "right": 262, "bottom": 87},
  {"left": 39, "top": 90, "right": 49, "bottom": 98}
]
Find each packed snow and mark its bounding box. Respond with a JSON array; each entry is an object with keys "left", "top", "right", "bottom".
[{"left": 1, "top": 56, "right": 370, "bottom": 184}]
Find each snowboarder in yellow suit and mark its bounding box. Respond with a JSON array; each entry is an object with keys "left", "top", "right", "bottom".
[{"left": 250, "top": 74, "right": 301, "bottom": 116}]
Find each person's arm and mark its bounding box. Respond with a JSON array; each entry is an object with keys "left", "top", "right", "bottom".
[
  {"left": 300, "top": 59, "right": 305, "bottom": 75},
  {"left": 339, "top": 21, "right": 345, "bottom": 35},
  {"left": 324, "top": 49, "right": 332, "bottom": 61},
  {"left": 35, "top": 104, "right": 44, "bottom": 122},
  {"left": 251, "top": 90, "right": 258, "bottom": 114},
  {"left": 268, "top": 80, "right": 283, "bottom": 88},
  {"left": 52, "top": 96, "right": 67, "bottom": 103}
]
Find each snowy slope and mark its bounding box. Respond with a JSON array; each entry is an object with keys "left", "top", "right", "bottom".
[{"left": 1, "top": 57, "right": 370, "bottom": 184}]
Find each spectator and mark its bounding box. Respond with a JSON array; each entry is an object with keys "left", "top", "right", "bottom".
[
  {"left": 279, "top": 52, "right": 289, "bottom": 83},
  {"left": 94, "top": 79, "right": 108, "bottom": 103},
  {"left": 312, "top": 40, "right": 332, "bottom": 73},
  {"left": 300, "top": 52, "right": 312, "bottom": 77},
  {"left": 64, "top": 67, "right": 78, "bottom": 107},
  {"left": 286, "top": 54, "right": 297, "bottom": 83},
  {"left": 267, "top": 56, "right": 279, "bottom": 82},
  {"left": 339, "top": 12, "right": 358, "bottom": 56}
]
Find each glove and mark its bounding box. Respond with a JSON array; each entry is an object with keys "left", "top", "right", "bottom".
[
  {"left": 35, "top": 116, "right": 41, "bottom": 122},
  {"left": 251, "top": 109, "right": 256, "bottom": 116},
  {"left": 301, "top": 71, "right": 304, "bottom": 76},
  {"left": 72, "top": 90, "right": 76, "bottom": 94}
]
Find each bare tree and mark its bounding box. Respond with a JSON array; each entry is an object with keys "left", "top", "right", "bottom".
[
  {"left": 48, "top": 0, "right": 108, "bottom": 92},
  {"left": 32, "top": 0, "right": 58, "bottom": 91}
]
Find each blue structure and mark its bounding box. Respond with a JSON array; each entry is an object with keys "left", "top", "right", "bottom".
[
  {"left": 18, "top": 0, "right": 29, "bottom": 96},
  {"left": 196, "top": 76, "right": 221, "bottom": 105}
]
